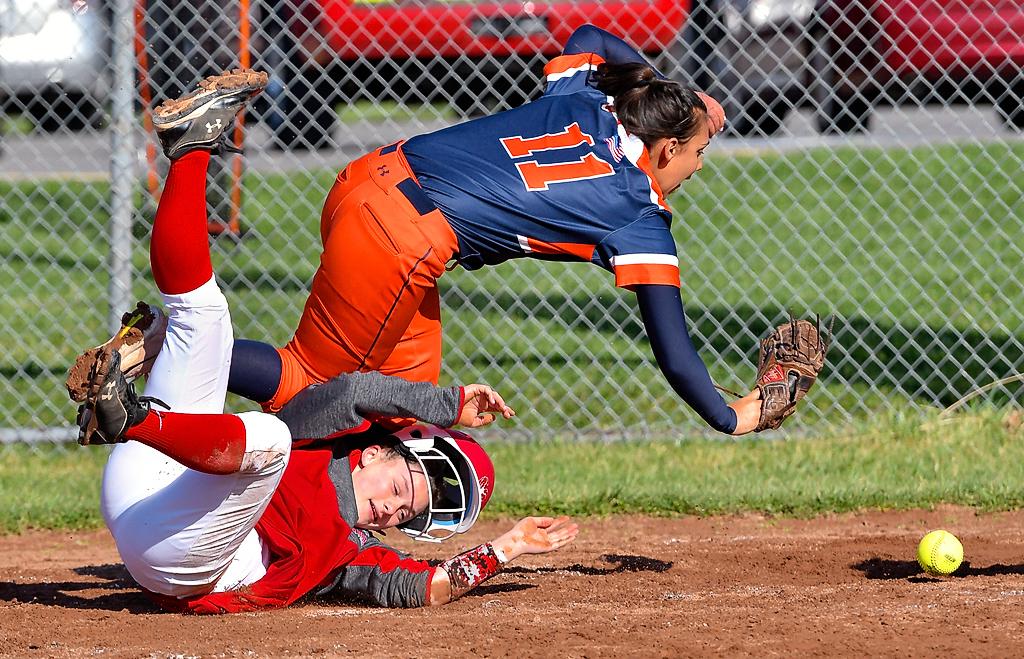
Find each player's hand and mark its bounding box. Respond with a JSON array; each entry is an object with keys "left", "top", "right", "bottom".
[
  {"left": 728, "top": 388, "right": 762, "bottom": 435},
  {"left": 457, "top": 384, "right": 515, "bottom": 428},
  {"left": 492, "top": 516, "right": 579, "bottom": 562},
  {"left": 696, "top": 91, "right": 726, "bottom": 137}
]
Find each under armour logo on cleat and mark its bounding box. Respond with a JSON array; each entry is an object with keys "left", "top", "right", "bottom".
[
  {"left": 100, "top": 382, "right": 115, "bottom": 401},
  {"left": 377, "top": 165, "right": 389, "bottom": 177},
  {"left": 205, "top": 119, "right": 223, "bottom": 134}
]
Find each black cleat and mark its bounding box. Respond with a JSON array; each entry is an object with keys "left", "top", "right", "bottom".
[
  {"left": 153, "top": 69, "right": 268, "bottom": 160},
  {"left": 77, "top": 351, "right": 167, "bottom": 446}
]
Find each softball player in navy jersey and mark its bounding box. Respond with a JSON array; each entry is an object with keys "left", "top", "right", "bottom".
[
  {"left": 225, "top": 24, "right": 763, "bottom": 434},
  {"left": 72, "top": 71, "right": 578, "bottom": 614}
]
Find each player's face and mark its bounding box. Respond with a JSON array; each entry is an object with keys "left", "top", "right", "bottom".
[
  {"left": 651, "top": 115, "right": 710, "bottom": 196},
  {"left": 350, "top": 446, "right": 430, "bottom": 531}
]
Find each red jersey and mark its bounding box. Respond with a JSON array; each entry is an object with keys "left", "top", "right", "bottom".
[{"left": 150, "top": 447, "right": 436, "bottom": 614}]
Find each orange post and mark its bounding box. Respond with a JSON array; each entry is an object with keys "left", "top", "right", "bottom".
[
  {"left": 228, "top": 0, "right": 252, "bottom": 237},
  {"left": 134, "top": 0, "right": 160, "bottom": 204}
]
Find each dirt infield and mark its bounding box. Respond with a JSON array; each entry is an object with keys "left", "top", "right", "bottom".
[{"left": 2, "top": 506, "right": 1024, "bottom": 658}]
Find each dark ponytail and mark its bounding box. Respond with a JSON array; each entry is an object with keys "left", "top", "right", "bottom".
[{"left": 593, "top": 62, "right": 707, "bottom": 147}]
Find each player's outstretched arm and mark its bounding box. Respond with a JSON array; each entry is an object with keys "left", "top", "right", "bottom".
[
  {"left": 427, "top": 516, "right": 579, "bottom": 606},
  {"left": 278, "top": 372, "right": 516, "bottom": 442},
  {"left": 635, "top": 284, "right": 743, "bottom": 434},
  {"left": 561, "top": 25, "right": 725, "bottom": 136},
  {"left": 563, "top": 24, "right": 650, "bottom": 67},
  {"left": 636, "top": 285, "right": 762, "bottom": 434}
]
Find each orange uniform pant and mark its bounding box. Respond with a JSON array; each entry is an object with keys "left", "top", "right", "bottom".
[{"left": 266, "top": 143, "right": 459, "bottom": 411}]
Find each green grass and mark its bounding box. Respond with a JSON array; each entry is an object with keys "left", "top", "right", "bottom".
[
  {"left": 1, "top": 114, "right": 33, "bottom": 136},
  {"left": 2, "top": 409, "right": 1022, "bottom": 533},
  {"left": 2, "top": 142, "right": 1023, "bottom": 432},
  {"left": 0, "top": 444, "right": 108, "bottom": 532},
  {"left": 337, "top": 99, "right": 456, "bottom": 124},
  {"left": 488, "top": 410, "right": 1024, "bottom": 517}
]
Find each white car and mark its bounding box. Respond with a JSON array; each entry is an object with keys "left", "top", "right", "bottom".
[{"left": 0, "top": 0, "right": 108, "bottom": 131}]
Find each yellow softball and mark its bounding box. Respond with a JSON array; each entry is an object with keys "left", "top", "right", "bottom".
[{"left": 917, "top": 530, "right": 963, "bottom": 576}]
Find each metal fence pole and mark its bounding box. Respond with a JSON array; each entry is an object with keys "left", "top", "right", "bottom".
[{"left": 107, "top": 0, "right": 137, "bottom": 332}]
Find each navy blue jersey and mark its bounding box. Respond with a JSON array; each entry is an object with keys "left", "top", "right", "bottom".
[{"left": 403, "top": 52, "right": 680, "bottom": 289}]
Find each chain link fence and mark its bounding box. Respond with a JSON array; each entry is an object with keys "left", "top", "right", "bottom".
[{"left": 2, "top": 0, "right": 1023, "bottom": 445}]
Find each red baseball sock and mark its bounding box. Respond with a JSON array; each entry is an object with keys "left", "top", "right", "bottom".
[
  {"left": 126, "top": 410, "right": 245, "bottom": 475},
  {"left": 151, "top": 151, "right": 214, "bottom": 295}
]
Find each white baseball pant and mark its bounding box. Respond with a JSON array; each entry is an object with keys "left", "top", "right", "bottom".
[{"left": 99, "top": 277, "right": 291, "bottom": 598}]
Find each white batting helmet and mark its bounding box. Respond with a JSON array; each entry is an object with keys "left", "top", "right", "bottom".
[{"left": 391, "top": 424, "right": 494, "bottom": 543}]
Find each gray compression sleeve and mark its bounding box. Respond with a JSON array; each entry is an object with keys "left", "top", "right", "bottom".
[
  {"left": 276, "top": 371, "right": 461, "bottom": 441},
  {"left": 316, "top": 528, "right": 431, "bottom": 608}
]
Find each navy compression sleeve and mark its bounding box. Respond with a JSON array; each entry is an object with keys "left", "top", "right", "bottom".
[
  {"left": 635, "top": 284, "right": 737, "bottom": 433},
  {"left": 563, "top": 24, "right": 666, "bottom": 77},
  {"left": 229, "top": 339, "right": 282, "bottom": 403}
]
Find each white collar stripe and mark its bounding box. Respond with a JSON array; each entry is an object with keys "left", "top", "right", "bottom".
[
  {"left": 617, "top": 125, "right": 662, "bottom": 207},
  {"left": 546, "top": 64, "right": 597, "bottom": 82}
]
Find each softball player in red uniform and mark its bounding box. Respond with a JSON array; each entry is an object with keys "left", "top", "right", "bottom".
[
  {"left": 226, "top": 25, "right": 763, "bottom": 435},
  {"left": 72, "top": 71, "right": 578, "bottom": 614}
]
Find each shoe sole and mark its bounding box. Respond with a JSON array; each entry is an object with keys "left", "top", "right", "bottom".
[
  {"left": 154, "top": 69, "right": 268, "bottom": 128},
  {"left": 66, "top": 302, "right": 166, "bottom": 403}
]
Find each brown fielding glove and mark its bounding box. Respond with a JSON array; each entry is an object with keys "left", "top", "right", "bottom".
[{"left": 754, "top": 315, "right": 832, "bottom": 432}]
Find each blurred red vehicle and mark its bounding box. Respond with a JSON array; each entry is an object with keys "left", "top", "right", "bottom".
[
  {"left": 316, "top": 0, "right": 687, "bottom": 61},
  {"left": 879, "top": 0, "right": 1024, "bottom": 84},
  {"left": 270, "top": 0, "right": 690, "bottom": 147},
  {"left": 679, "top": 0, "right": 1024, "bottom": 136}
]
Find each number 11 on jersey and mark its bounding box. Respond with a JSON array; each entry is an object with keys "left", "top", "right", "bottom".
[{"left": 500, "top": 122, "right": 615, "bottom": 192}]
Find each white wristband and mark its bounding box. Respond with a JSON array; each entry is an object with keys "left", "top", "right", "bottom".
[{"left": 491, "top": 543, "right": 509, "bottom": 564}]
